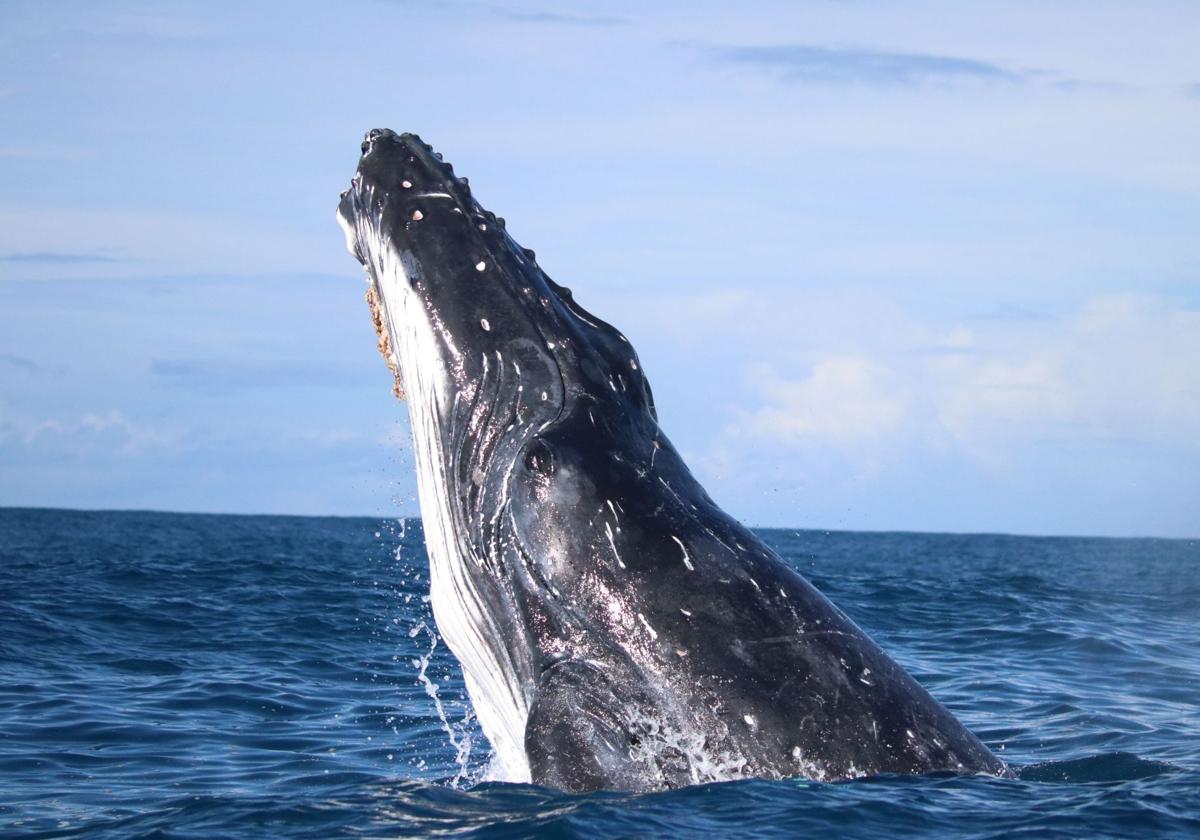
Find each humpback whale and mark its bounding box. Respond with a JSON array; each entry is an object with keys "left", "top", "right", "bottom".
[{"left": 336, "top": 129, "right": 1006, "bottom": 792}]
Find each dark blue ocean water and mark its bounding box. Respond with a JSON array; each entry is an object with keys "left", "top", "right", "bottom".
[{"left": 1, "top": 508, "right": 1197, "bottom": 839}]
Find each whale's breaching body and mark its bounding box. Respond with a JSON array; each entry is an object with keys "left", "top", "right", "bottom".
[{"left": 337, "top": 129, "right": 1006, "bottom": 792}]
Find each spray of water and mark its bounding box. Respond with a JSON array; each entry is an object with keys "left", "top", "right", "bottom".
[
  {"left": 381, "top": 516, "right": 485, "bottom": 788},
  {"left": 408, "top": 619, "right": 477, "bottom": 786}
]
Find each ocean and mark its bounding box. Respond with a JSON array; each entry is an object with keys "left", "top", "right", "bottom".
[{"left": 1, "top": 507, "right": 1196, "bottom": 838}]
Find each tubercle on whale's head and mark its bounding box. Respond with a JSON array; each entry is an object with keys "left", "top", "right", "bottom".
[
  {"left": 337, "top": 129, "right": 472, "bottom": 264},
  {"left": 336, "top": 129, "right": 486, "bottom": 284}
]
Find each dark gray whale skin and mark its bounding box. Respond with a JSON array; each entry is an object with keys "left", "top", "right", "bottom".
[{"left": 337, "top": 129, "right": 1006, "bottom": 792}]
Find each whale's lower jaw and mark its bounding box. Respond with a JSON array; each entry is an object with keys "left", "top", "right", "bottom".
[
  {"left": 420, "top": 454, "right": 533, "bottom": 784},
  {"left": 410, "top": 397, "right": 531, "bottom": 783},
  {"left": 363, "top": 235, "right": 534, "bottom": 783},
  {"left": 411, "top": 403, "right": 533, "bottom": 783}
]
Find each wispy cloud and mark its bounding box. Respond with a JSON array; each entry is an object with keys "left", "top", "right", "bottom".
[
  {"left": 0, "top": 353, "right": 42, "bottom": 373},
  {"left": 0, "top": 146, "right": 92, "bottom": 161},
  {"left": 0, "top": 209, "right": 342, "bottom": 277},
  {"left": 149, "top": 358, "right": 378, "bottom": 393},
  {"left": 487, "top": 6, "right": 626, "bottom": 26},
  {"left": 718, "top": 44, "right": 1022, "bottom": 85},
  {"left": 1048, "top": 78, "right": 1127, "bottom": 95},
  {"left": 83, "top": 13, "right": 209, "bottom": 40},
  {"left": 1, "top": 252, "right": 127, "bottom": 264},
  {"left": 1185, "top": 83, "right": 1200, "bottom": 100},
  {"left": 3, "top": 409, "right": 183, "bottom": 457},
  {"left": 404, "top": 1, "right": 627, "bottom": 26}
]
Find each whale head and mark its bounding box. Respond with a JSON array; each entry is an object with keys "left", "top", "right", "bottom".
[
  {"left": 337, "top": 129, "right": 678, "bottom": 782},
  {"left": 337, "top": 128, "right": 655, "bottom": 422}
]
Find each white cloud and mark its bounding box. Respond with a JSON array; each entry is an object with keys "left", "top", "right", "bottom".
[
  {"left": 735, "top": 293, "right": 1200, "bottom": 466},
  {"left": 937, "top": 294, "right": 1200, "bottom": 459},
  {"left": 742, "top": 357, "right": 908, "bottom": 449},
  {"left": 2, "top": 409, "right": 183, "bottom": 457}
]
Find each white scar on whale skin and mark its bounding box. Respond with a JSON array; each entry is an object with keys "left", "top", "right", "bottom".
[
  {"left": 339, "top": 206, "right": 533, "bottom": 783},
  {"left": 604, "top": 521, "right": 626, "bottom": 570},
  {"left": 671, "top": 535, "right": 695, "bottom": 571}
]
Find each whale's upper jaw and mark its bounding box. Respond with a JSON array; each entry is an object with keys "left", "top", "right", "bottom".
[
  {"left": 337, "top": 128, "right": 541, "bottom": 410},
  {"left": 337, "top": 129, "right": 491, "bottom": 268},
  {"left": 337, "top": 128, "right": 657, "bottom": 427}
]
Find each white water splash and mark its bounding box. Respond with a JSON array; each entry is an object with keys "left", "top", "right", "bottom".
[
  {"left": 382, "top": 522, "right": 486, "bottom": 789},
  {"left": 408, "top": 620, "right": 476, "bottom": 787},
  {"left": 625, "top": 714, "right": 751, "bottom": 786}
]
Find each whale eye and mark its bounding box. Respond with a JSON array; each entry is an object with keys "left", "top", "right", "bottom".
[{"left": 524, "top": 439, "right": 556, "bottom": 476}]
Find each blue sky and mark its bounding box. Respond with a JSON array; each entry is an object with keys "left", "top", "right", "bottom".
[{"left": 1, "top": 1, "right": 1198, "bottom": 537}]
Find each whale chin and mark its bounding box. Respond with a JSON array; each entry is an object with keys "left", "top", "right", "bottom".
[{"left": 336, "top": 129, "right": 1007, "bottom": 792}]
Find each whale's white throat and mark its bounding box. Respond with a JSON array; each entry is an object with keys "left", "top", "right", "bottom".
[{"left": 337, "top": 205, "right": 533, "bottom": 783}]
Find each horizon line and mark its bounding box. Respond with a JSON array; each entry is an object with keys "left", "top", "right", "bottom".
[{"left": 1, "top": 504, "right": 1194, "bottom": 543}]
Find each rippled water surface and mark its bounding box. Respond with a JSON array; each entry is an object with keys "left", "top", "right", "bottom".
[{"left": 1, "top": 508, "right": 1197, "bottom": 838}]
